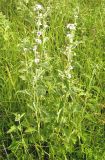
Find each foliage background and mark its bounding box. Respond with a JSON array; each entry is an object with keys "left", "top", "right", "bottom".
[{"left": 0, "top": 0, "right": 105, "bottom": 159}]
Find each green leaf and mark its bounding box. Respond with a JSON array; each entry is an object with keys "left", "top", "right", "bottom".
[
  {"left": 14, "top": 113, "right": 25, "bottom": 122},
  {"left": 25, "top": 127, "right": 36, "bottom": 133},
  {"left": 7, "top": 125, "right": 17, "bottom": 134},
  {"left": 19, "top": 75, "right": 26, "bottom": 81}
]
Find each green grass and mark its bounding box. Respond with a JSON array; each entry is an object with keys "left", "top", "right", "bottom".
[{"left": 0, "top": 0, "right": 105, "bottom": 160}]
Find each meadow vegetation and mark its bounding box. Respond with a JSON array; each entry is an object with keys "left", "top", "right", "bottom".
[{"left": 0, "top": 0, "right": 105, "bottom": 159}]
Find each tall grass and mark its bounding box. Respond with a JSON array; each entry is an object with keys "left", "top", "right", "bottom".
[{"left": 0, "top": 0, "right": 105, "bottom": 160}]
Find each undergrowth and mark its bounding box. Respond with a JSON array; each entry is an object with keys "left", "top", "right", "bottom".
[{"left": 0, "top": 0, "right": 105, "bottom": 160}]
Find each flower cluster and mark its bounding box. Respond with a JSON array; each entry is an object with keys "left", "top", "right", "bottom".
[
  {"left": 33, "top": 3, "right": 50, "bottom": 64},
  {"left": 63, "top": 9, "right": 79, "bottom": 79},
  {"left": 67, "top": 23, "right": 76, "bottom": 30}
]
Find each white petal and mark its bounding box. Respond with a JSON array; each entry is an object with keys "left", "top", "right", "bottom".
[
  {"left": 67, "top": 23, "right": 76, "bottom": 30},
  {"left": 35, "top": 39, "right": 42, "bottom": 44},
  {"left": 34, "top": 58, "right": 40, "bottom": 64}
]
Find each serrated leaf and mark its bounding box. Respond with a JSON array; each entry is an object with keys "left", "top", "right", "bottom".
[
  {"left": 25, "top": 127, "right": 36, "bottom": 133},
  {"left": 19, "top": 68, "right": 27, "bottom": 73},
  {"left": 14, "top": 113, "right": 25, "bottom": 122},
  {"left": 19, "top": 75, "right": 26, "bottom": 81},
  {"left": 7, "top": 125, "right": 17, "bottom": 134}
]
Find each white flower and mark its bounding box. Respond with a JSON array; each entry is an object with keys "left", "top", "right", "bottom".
[
  {"left": 33, "top": 45, "right": 37, "bottom": 51},
  {"left": 34, "top": 4, "right": 43, "bottom": 11},
  {"left": 44, "top": 24, "right": 48, "bottom": 29},
  {"left": 67, "top": 74, "right": 72, "bottom": 79},
  {"left": 67, "top": 34, "right": 74, "bottom": 43},
  {"left": 69, "top": 66, "right": 73, "bottom": 70},
  {"left": 37, "top": 31, "right": 42, "bottom": 36},
  {"left": 38, "top": 13, "right": 43, "bottom": 18},
  {"left": 74, "top": 15, "right": 78, "bottom": 18},
  {"left": 65, "top": 70, "right": 72, "bottom": 79},
  {"left": 67, "top": 33, "right": 74, "bottom": 39},
  {"left": 43, "top": 37, "right": 49, "bottom": 43},
  {"left": 35, "top": 39, "right": 42, "bottom": 44},
  {"left": 34, "top": 58, "right": 40, "bottom": 64},
  {"left": 36, "top": 20, "right": 42, "bottom": 26},
  {"left": 67, "top": 23, "right": 76, "bottom": 30},
  {"left": 23, "top": 48, "right": 28, "bottom": 52}
]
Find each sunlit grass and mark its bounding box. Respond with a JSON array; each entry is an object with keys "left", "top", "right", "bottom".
[{"left": 0, "top": 0, "right": 105, "bottom": 160}]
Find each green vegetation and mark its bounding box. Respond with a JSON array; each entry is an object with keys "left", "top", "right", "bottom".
[{"left": 0, "top": 0, "right": 105, "bottom": 159}]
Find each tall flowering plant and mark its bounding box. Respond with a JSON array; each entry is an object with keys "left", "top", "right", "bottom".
[
  {"left": 60, "top": 8, "right": 79, "bottom": 81},
  {"left": 33, "top": 3, "right": 50, "bottom": 64}
]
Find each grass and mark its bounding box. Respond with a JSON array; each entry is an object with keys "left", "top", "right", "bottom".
[{"left": 0, "top": 0, "right": 105, "bottom": 159}]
